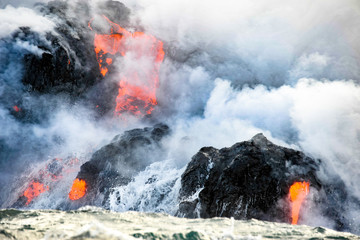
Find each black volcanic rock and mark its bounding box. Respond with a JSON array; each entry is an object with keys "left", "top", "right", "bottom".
[
  {"left": 21, "top": 4, "right": 98, "bottom": 95},
  {"left": 18, "top": 1, "right": 133, "bottom": 116},
  {"left": 177, "top": 134, "right": 358, "bottom": 232},
  {"left": 73, "top": 123, "right": 170, "bottom": 206},
  {"left": 178, "top": 133, "right": 319, "bottom": 221}
]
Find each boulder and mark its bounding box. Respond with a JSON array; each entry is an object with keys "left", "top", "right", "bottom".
[
  {"left": 73, "top": 123, "right": 170, "bottom": 206},
  {"left": 178, "top": 133, "right": 357, "bottom": 232}
]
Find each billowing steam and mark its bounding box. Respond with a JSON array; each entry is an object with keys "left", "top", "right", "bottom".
[{"left": 1, "top": 0, "right": 360, "bottom": 234}]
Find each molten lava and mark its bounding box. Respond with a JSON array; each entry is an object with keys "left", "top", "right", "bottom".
[
  {"left": 289, "top": 181, "right": 310, "bottom": 224},
  {"left": 13, "top": 105, "right": 20, "bottom": 112},
  {"left": 69, "top": 178, "right": 87, "bottom": 200},
  {"left": 19, "top": 157, "right": 81, "bottom": 206},
  {"left": 23, "top": 181, "right": 49, "bottom": 205},
  {"left": 89, "top": 15, "right": 164, "bottom": 116}
]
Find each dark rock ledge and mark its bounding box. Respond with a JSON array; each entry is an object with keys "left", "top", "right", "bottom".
[{"left": 177, "top": 133, "right": 357, "bottom": 232}]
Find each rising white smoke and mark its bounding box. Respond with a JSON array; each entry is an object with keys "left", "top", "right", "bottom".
[
  {"left": 119, "top": 0, "right": 360, "bottom": 230},
  {"left": 122, "top": 0, "right": 360, "bottom": 197},
  {"left": 1, "top": 0, "right": 360, "bottom": 233}
]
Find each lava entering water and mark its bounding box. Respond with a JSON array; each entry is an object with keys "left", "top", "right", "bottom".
[
  {"left": 289, "top": 181, "right": 310, "bottom": 224},
  {"left": 19, "top": 157, "right": 80, "bottom": 206},
  {"left": 89, "top": 15, "right": 164, "bottom": 116},
  {"left": 69, "top": 178, "right": 87, "bottom": 200},
  {"left": 23, "top": 182, "right": 49, "bottom": 205}
]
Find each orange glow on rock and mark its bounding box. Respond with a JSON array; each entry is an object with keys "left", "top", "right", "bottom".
[
  {"left": 23, "top": 181, "right": 49, "bottom": 205},
  {"left": 69, "top": 178, "right": 87, "bottom": 200},
  {"left": 106, "top": 58, "right": 112, "bottom": 65},
  {"left": 18, "top": 157, "right": 81, "bottom": 206},
  {"left": 13, "top": 105, "right": 20, "bottom": 112},
  {"left": 289, "top": 181, "right": 310, "bottom": 224},
  {"left": 89, "top": 15, "right": 164, "bottom": 116}
]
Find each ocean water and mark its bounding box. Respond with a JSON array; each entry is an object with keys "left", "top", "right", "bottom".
[{"left": 0, "top": 207, "right": 359, "bottom": 240}]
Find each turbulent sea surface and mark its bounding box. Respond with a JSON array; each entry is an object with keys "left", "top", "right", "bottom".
[{"left": 0, "top": 207, "right": 359, "bottom": 240}]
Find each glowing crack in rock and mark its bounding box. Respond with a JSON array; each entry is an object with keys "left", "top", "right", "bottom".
[
  {"left": 289, "top": 181, "right": 310, "bottom": 224},
  {"left": 89, "top": 15, "right": 164, "bottom": 116}
]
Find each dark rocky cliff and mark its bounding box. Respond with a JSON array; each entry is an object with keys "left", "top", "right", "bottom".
[
  {"left": 21, "top": 0, "right": 131, "bottom": 96},
  {"left": 177, "top": 133, "right": 358, "bottom": 232},
  {"left": 9, "top": 124, "right": 359, "bottom": 232},
  {"left": 72, "top": 123, "right": 170, "bottom": 207},
  {"left": 5, "top": 1, "right": 133, "bottom": 123}
]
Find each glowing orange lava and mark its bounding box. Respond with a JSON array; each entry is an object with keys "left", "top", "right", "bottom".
[
  {"left": 289, "top": 181, "right": 310, "bottom": 224},
  {"left": 20, "top": 157, "right": 80, "bottom": 206},
  {"left": 89, "top": 15, "right": 164, "bottom": 116},
  {"left": 13, "top": 105, "right": 20, "bottom": 112},
  {"left": 69, "top": 178, "right": 87, "bottom": 200},
  {"left": 23, "top": 181, "right": 49, "bottom": 205}
]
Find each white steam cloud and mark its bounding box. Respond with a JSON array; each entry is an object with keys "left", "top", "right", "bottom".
[
  {"left": 0, "top": 5, "right": 54, "bottom": 38},
  {"left": 0, "top": 0, "right": 51, "bottom": 9},
  {"left": 123, "top": 0, "right": 360, "bottom": 85},
  {"left": 120, "top": 0, "right": 360, "bottom": 230}
]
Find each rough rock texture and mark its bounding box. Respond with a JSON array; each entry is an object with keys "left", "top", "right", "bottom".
[
  {"left": 178, "top": 133, "right": 357, "bottom": 232},
  {"left": 22, "top": 1, "right": 130, "bottom": 95},
  {"left": 6, "top": 1, "right": 133, "bottom": 120},
  {"left": 73, "top": 123, "right": 170, "bottom": 207}
]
